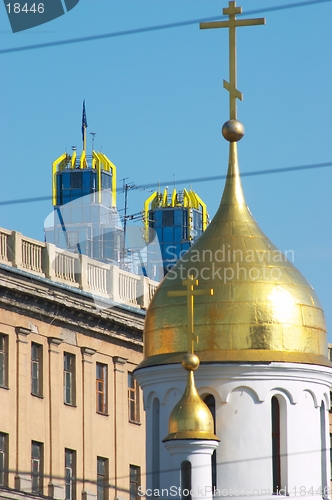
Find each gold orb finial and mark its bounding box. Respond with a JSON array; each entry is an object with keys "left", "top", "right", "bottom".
[
  {"left": 222, "top": 119, "right": 244, "bottom": 142},
  {"left": 163, "top": 363, "right": 219, "bottom": 442},
  {"left": 182, "top": 353, "right": 200, "bottom": 371}
]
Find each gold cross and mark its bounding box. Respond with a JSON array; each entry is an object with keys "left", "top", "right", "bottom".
[
  {"left": 167, "top": 276, "right": 214, "bottom": 354},
  {"left": 200, "top": 1, "right": 265, "bottom": 120}
]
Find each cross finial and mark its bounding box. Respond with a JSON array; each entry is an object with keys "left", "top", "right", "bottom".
[
  {"left": 167, "top": 276, "right": 213, "bottom": 354},
  {"left": 200, "top": 1, "right": 265, "bottom": 120}
]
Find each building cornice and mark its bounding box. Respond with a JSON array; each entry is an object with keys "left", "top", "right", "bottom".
[{"left": 0, "top": 265, "right": 144, "bottom": 349}]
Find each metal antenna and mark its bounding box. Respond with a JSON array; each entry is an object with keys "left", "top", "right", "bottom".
[
  {"left": 121, "top": 178, "right": 130, "bottom": 263},
  {"left": 90, "top": 132, "right": 96, "bottom": 151}
]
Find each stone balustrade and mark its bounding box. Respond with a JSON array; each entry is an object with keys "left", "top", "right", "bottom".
[{"left": 0, "top": 227, "right": 159, "bottom": 310}]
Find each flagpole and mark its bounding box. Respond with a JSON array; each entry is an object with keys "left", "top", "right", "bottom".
[{"left": 82, "top": 100, "right": 88, "bottom": 153}]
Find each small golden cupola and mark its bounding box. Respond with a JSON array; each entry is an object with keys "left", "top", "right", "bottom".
[
  {"left": 140, "top": 1, "right": 330, "bottom": 370},
  {"left": 163, "top": 353, "right": 218, "bottom": 441}
]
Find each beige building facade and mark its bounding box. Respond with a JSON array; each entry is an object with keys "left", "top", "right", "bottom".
[{"left": 0, "top": 227, "right": 157, "bottom": 500}]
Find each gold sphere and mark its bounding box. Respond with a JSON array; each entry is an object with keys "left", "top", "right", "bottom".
[
  {"left": 182, "top": 353, "right": 200, "bottom": 371},
  {"left": 222, "top": 119, "right": 245, "bottom": 142}
]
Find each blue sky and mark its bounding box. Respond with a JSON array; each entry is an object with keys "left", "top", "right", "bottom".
[{"left": 1, "top": 0, "right": 332, "bottom": 339}]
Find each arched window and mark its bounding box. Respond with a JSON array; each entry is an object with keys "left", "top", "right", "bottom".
[
  {"left": 204, "top": 395, "right": 217, "bottom": 490},
  {"left": 271, "top": 396, "right": 281, "bottom": 492},
  {"left": 181, "top": 461, "right": 192, "bottom": 500},
  {"left": 152, "top": 398, "right": 160, "bottom": 492},
  {"left": 320, "top": 401, "right": 328, "bottom": 497}
]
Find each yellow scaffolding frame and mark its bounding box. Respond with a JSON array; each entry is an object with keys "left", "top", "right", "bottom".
[
  {"left": 143, "top": 187, "right": 208, "bottom": 241},
  {"left": 52, "top": 150, "right": 117, "bottom": 207},
  {"left": 52, "top": 153, "right": 70, "bottom": 206},
  {"left": 92, "top": 151, "right": 117, "bottom": 206},
  {"left": 143, "top": 192, "right": 158, "bottom": 242}
]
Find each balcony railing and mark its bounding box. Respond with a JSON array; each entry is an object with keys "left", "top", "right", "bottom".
[
  {"left": 0, "top": 227, "right": 158, "bottom": 310},
  {"left": 21, "top": 238, "right": 43, "bottom": 273},
  {"left": 55, "top": 250, "right": 76, "bottom": 283}
]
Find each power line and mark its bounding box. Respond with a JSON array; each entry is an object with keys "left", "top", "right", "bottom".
[
  {"left": 138, "top": 161, "right": 332, "bottom": 191},
  {"left": 3, "top": 439, "right": 328, "bottom": 489},
  {"left": 0, "top": 160, "right": 331, "bottom": 207},
  {"left": 0, "top": 0, "right": 331, "bottom": 55}
]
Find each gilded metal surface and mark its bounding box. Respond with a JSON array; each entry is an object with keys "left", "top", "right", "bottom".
[
  {"left": 139, "top": 1, "right": 329, "bottom": 370},
  {"left": 141, "top": 142, "right": 329, "bottom": 368},
  {"left": 163, "top": 364, "right": 219, "bottom": 442},
  {"left": 182, "top": 352, "right": 200, "bottom": 371},
  {"left": 139, "top": 352, "right": 332, "bottom": 370},
  {"left": 222, "top": 119, "right": 244, "bottom": 142},
  {"left": 167, "top": 277, "right": 213, "bottom": 353},
  {"left": 200, "top": 1, "right": 265, "bottom": 120},
  {"left": 163, "top": 287, "right": 218, "bottom": 441}
]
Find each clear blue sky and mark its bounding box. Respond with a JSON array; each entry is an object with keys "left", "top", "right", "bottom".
[{"left": 1, "top": 0, "right": 332, "bottom": 339}]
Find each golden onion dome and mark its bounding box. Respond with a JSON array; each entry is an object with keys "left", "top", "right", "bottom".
[
  {"left": 163, "top": 354, "right": 219, "bottom": 441},
  {"left": 140, "top": 141, "right": 330, "bottom": 369}
]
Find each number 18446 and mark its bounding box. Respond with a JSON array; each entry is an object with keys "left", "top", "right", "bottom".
[{"left": 6, "top": 3, "right": 44, "bottom": 13}]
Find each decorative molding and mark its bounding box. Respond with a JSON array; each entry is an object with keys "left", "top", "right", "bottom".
[
  {"left": 113, "top": 356, "right": 127, "bottom": 366},
  {"left": 48, "top": 337, "right": 63, "bottom": 346},
  {"left": 15, "top": 326, "right": 31, "bottom": 336},
  {"left": 81, "top": 347, "right": 97, "bottom": 357},
  {"left": 48, "top": 483, "right": 65, "bottom": 500},
  {"left": 0, "top": 269, "right": 144, "bottom": 350},
  {"left": 14, "top": 474, "right": 32, "bottom": 493},
  {"left": 82, "top": 491, "right": 97, "bottom": 500}
]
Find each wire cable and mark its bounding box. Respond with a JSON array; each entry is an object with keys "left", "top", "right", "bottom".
[
  {"left": 0, "top": 160, "right": 331, "bottom": 207},
  {"left": 0, "top": 0, "right": 331, "bottom": 55}
]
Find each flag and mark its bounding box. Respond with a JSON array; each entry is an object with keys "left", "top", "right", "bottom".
[{"left": 82, "top": 100, "right": 88, "bottom": 141}]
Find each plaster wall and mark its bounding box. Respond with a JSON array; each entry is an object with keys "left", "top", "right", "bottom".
[
  {"left": 135, "top": 362, "right": 332, "bottom": 500},
  {"left": 163, "top": 440, "right": 218, "bottom": 500}
]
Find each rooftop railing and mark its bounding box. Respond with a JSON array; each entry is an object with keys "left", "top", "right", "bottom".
[{"left": 0, "top": 227, "right": 158, "bottom": 310}]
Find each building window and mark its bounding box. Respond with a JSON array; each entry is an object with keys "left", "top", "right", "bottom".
[
  {"left": 0, "top": 433, "right": 8, "bottom": 487},
  {"left": 181, "top": 461, "right": 192, "bottom": 500},
  {"left": 31, "top": 441, "right": 43, "bottom": 494},
  {"left": 330, "top": 433, "right": 332, "bottom": 479},
  {"left": 64, "top": 353, "right": 75, "bottom": 405},
  {"left": 320, "top": 402, "right": 328, "bottom": 494},
  {"left": 162, "top": 210, "right": 174, "bottom": 227},
  {"left": 97, "top": 457, "right": 108, "bottom": 500},
  {"left": 271, "top": 396, "right": 281, "bottom": 493},
  {"left": 128, "top": 372, "right": 140, "bottom": 423},
  {"left": 31, "top": 343, "right": 42, "bottom": 397},
  {"left": 152, "top": 398, "right": 160, "bottom": 491},
  {"left": 129, "top": 465, "right": 141, "bottom": 500},
  {"left": 0, "top": 335, "right": 8, "bottom": 388},
  {"left": 70, "top": 172, "right": 83, "bottom": 189},
  {"left": 96, "top": 363, "right": 107, "bottom": 414},
  {"left": 67, "top": 231, "right": 79, "bottom": 250},
  {"left": 204, "top": 394, "right": 217, "bottom": 490},
  {"left": 65, "top": 449, "right": 76, "bottom": 500}
]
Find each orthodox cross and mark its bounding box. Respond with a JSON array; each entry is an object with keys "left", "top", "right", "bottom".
[
  {"left": 200, "top": 1, "right": 265, "bottom": 120},
  {"left": 167, "top": 276, "right": 213, "bottom": 354}
]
